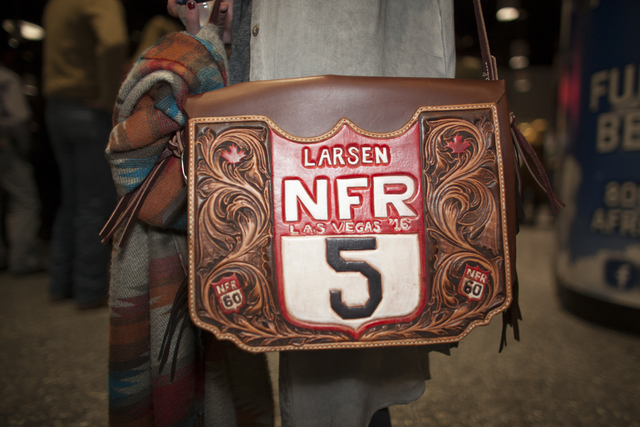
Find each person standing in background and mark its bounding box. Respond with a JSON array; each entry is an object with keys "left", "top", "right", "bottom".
[
  {"left": 42, "top": 0, "right": 128, "bottom": 309},
  {"left": 0, "top": 42, "right": 42, "bottom": 275}
]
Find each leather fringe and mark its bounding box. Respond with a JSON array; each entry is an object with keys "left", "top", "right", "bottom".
[
  {"left": 500, "top": 107, "right": 563, "bottom": 353},
  {"left": 473, "top": 0, "right": 563, "bottom": 214},
  {"left": 500, "top": 274, "right": 522, "bottom": 352},
  {"left": 102, "top": 130, "right": 191, "bottom": 381},
  {"left": 100, "top": 130, "right": 186, "bottom": 247},
  {"left": 510, "top": 121, "right": 565, "bottom": 214}
]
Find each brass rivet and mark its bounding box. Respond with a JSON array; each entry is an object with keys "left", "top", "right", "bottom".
[{"left": 252, "top": 25, "right": 259, "bottom": 36}]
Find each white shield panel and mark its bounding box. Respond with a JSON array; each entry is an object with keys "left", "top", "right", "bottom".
[{"left": 281, "top": 234, "right": 423, "bottom": 331}]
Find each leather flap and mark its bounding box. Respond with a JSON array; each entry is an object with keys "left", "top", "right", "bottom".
[{"left": 183, "top": 75, "right": 507, "bottom": 138}]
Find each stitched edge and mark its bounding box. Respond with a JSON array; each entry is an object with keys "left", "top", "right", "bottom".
[{"left": 186, "top": 103, "right": 513, "bottom": 352}]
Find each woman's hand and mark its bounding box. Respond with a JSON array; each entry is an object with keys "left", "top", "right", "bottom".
[{"left": 167, "top": 0, "right": 229, "bottom": 37}]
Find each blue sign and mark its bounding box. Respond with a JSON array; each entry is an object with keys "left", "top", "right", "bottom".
[{"left": 556, "top": 0, "right": 640, "bottom": 308}]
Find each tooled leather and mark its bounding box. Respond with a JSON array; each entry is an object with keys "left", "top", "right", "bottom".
[{"left": 187, "top": 104, "right": 514, "bottom": 352}]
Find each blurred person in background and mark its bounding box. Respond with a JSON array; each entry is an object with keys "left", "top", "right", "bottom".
[
  {"left": 42, "top": 0, "right": 128, "bottom": 308},
  {"left": 0, "top": 39, "right": 42, "bottom": 275},
  {"left": 122, "top": 4, "right": 183, "bottom": 75},
  {"left": 132, "top": 13, "right": 183, "bottom": 60}
]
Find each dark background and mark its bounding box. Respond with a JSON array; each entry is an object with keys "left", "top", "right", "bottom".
[
  {"left": 4, "top": 0, "right": 563, "bottom": 71},
  {"left": 2, "top": 0, "right": 563, "bottom": 238}
]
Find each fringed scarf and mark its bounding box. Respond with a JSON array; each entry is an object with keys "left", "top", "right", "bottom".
[{"left": 104, "top": 26, "right": 273, "bottom": 427}]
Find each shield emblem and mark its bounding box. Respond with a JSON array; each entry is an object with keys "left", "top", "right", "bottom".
[
  {"left": 458, "top": 265, "right": 490, "bottom": 301},
  {"left": 271, "top": 123, "right": 427, "bottom": 337},
  {"left": 211, "top": 273, "right": 245, "bottom": 314}
]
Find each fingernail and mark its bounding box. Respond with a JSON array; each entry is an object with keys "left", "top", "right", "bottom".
[{"left": 187, "top": 1, "right": 196, "bottom": 10}]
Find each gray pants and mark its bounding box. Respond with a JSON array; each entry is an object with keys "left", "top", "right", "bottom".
[{"left": 279, "top": 347, "right": 433, "bottom": 427}]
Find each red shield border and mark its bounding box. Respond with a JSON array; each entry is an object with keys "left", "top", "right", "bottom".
[{"left": 271, "top": 122, "right": 428, "bottom": 338}]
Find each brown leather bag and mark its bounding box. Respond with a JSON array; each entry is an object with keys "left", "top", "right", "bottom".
[{"left": 183, "top": 0, "right": 562, "bottom": 352}]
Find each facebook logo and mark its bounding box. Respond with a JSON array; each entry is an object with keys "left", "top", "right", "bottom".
[{"left": 605, "top": 259, "right": 638, "bottom": 290}]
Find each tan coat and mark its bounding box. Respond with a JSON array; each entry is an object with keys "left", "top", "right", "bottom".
[{"left": 42, "top": 0, "right": 128, "bottom": 113}]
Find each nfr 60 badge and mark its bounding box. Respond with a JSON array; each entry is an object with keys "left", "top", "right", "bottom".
[
  {"left": 212, "top": 273, "right": 245, "bottom": 314},
  {"left": 459, "top": 264, "right": 490, "bottom": 301}
]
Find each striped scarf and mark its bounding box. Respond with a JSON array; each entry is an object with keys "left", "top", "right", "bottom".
[{"left": 105, "top": 25, "right": 273, "bottom": 427}]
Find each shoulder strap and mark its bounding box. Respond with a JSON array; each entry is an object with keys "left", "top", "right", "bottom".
[
  {"left": 470, "top": 0, "right": 564, "bottom": 213},
  {"left": 472, "top": 0, "right": 499, "bottom": 80}
]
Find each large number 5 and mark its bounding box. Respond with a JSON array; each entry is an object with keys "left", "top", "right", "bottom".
[{"left": 326, "top": 237, "right": 382, "bottom": 320}]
